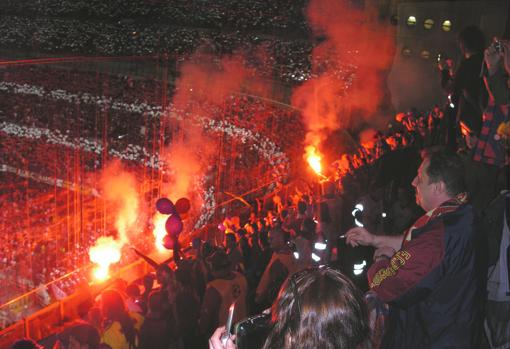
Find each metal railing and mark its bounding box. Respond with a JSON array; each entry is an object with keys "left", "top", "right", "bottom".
[{"left": 0, "top": 258, "right": 150, "bottom": 348}]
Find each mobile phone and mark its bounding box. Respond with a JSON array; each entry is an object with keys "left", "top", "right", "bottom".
[{"left": 221, "top": 302, "right": 236, "bottom": 345}]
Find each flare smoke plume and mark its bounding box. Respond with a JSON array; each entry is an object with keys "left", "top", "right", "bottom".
[{"left": 293, "top": 0, "right": 395, "bottom": 157}]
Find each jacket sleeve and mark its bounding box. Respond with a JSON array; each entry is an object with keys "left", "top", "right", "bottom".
[
  {"left": 484, "top": 66, "right": 510, "bottom": 105},
  {"left": 367, "top": 221, "right": 444, "bottom": 304}
]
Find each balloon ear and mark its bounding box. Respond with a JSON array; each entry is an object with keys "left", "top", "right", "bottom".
[
  {"left": 162, "top": 235, "right": 174, "bottom": 250},
  {"left": 156, "top": 198, "right": 176, "bottom": 215},
  {"left": 165, "top": 214, "right": 183, "bottom": 237},
  {"left": 175, "top": 198, "right": 191, "bottom": 215}
]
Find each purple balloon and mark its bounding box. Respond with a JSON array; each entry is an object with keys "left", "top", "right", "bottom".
[
  {"left": 175, "top": 197, "right": 191, "bottom": 214},
  {"left": 156, "top": 198, "right": 176, "bottom": 215},
  {"left": 162, "top": 235, "right": 174, "bottom": 250},
  {"left": 165, "top": 214, "right": 183, "bottom": 237}
]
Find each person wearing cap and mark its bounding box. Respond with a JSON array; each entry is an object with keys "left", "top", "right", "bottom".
[{"left": 198, "top": 250, "right": 247, "bottom": 337}]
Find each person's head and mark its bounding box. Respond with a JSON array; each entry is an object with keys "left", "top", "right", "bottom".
[
  {"left": 125, "top": 284, "right": 140, "bottom": 300},
  {"left": 412, "top": 147, "right": 466, "bottom": 211},
  {"left": 57, "top": 322, "right": 100, "bottom": 349},
  {"left": 86, "top": 307, "right": 102, "bottom": 330},
  {"left": 201, "top": 241, "right": 214, "bottom": 259},
  {"left": 297, "top": 201, "right": 307, "bottom": 215},
  {"left": 142, "top": 273, "right": 155, "bottom": 291},
  {"left": 268, "top": 228, "right": 289, "bottom": 251},
  {"left": 207, "top": 250, "right": 232, "bottom": 278},
  {"left": 263, "top": 267, "right": 370, "bottom": 349},
  {"left": 147, "top": 290, "right": 166, "bottom": 317},
  {"left": 224, "top": 233, "right": 237, "bottom": 249},
  {"left": 99, "top": 289, "right": 136, "bottom": 346},
  {"left": 155, "top": 264, "right": 173, "bottom": 287},
  {"left": 175, "top": 260, "right": 194, "bottom": 289},
  {"left": 458, "top": 25, "right": 486, "bottom": 56},
  {"left": 100, "top": 289, "right": 126, "bottom": 321},
  {"left": 10, "top": 338, "right": 42, "bottom": 349},
  {"left": 191, "top": 237, "right": 202, "bottom": 250}
]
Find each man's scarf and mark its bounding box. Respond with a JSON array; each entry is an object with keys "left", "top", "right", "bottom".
[{"left": 404, "top": 192, "right": 468, "bottom": 243}]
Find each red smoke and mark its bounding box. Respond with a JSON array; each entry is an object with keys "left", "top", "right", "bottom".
[
  {"left": 162, "top": 50, "right": 271, "bottom": 230},
  {"left": 89, "top": 161, "right": 144, "bottom": 281},
  {"left": 99, "top": 161, "right": 142, "bottom": 243},
  {"left": 294, "top": 0, "right": 395, "bottom": 157}
]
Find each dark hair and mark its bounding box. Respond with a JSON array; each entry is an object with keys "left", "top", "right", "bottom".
[
  {"left": 207, "top": 250, "right": 232, "bottom": 272},
  {"left": 269, "top": 227, "right": 290, "bottom": 243},
  {"left": 422, "top": 147, "right": 466, "bottom": 196},
  {"left": 10, "top": 339, "right": 42, "bottom": 349},
  {"left": 58, "top": 322, "right": 100, "bottom": 349},
  {"left": 175, "top": 260, "right": 194, "bottom": 288},
  {"left": 225, "top": 233, "right": 236, "bottom": 244},
  {"left": 147, "top": 290, "right": 165, "bottom": 316},
  {"left": 263, "top": 267, "right": 370, "bottom": 349},
  {"left": 126, "top": 284, "right": 140, "bottom": 299},
  {"left": 297, "top": 201, "right": 307, "bottom": 215},
  {"left": 142, "top": 273, "right": 155, "bottom": 289},
  {"left": 458, "top": 25, "right": 486, "bottom": 54},
  {"left": 201, "top": 241, "right": 214, "bottom": 259},
  {"left": 101, "top": 289, "right": 137, "bottom": 348}
]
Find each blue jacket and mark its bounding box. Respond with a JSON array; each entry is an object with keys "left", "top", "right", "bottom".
[{"left": 368, "top": 203, "right": 485, "bottom": 348}]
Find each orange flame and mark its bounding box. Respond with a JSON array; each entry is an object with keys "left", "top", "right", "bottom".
[
  {"left": 89, "top": 236, "right": 122, "bottom": 282},
  {"left": 153, "top": 212, "right": 169, "bottom": 252},
  {"left": 305, "top": 145, "right": 323, "bottom": 175},
  {"left": 89, "top": 163, "right": 142, "bottom": 282}
]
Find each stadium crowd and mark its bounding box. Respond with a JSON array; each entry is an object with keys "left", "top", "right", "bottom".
[{"left": 0, "top": 1, "right": 509, "bottom": 346}]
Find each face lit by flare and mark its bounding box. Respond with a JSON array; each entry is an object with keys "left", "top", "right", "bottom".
[{"left": 412, "top": 158, "right": 438, "bottom": 212}]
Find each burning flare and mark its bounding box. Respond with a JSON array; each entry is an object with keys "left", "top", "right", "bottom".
[
  {"left": 89, "top": 236, "right": 122, "bottom": 281},
  {"left": 88, "top": 163, "right": 141, "bottom": 282},
  {"left": 153, "top": 212, "right": 169, "bottom": 252},
  {"left": 305, "top": 145, "right": 323, "bottom": 175}
]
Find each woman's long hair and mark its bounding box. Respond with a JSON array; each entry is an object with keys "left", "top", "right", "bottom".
[
  {"left": 263, "top": 267, "right": 370, "bottom": 349},
  {"left": 101, "top": 289, "right": 138, "bottom": 349}
]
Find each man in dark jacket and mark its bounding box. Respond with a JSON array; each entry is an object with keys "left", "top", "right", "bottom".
[{"left": 346, "top": 148, "right": 485, "bottom": 348}]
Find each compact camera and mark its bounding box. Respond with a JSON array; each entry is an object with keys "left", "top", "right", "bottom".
[
  {"left": 493, "top": 40, "right": 503, "bottom": 53},
  {"left": 235, "top": 312, "right": 271, "bottom": 349}
]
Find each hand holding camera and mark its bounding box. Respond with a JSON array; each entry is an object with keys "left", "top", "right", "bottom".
[
  {"left": 485, "top": 37, "right": 509, "bottom": 75},
  {"left": 209, "top": 326, "right": 236, "bottom": 349}
]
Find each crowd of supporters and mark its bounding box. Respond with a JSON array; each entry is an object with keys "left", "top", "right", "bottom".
[
  {"left": 0, "top": 15, "right": 313, "bottom": 83},
  {"left": 1, "top": 6, "right": 509, "bottom": 347},
  {"left": 0, "top": 0, "right": 308, "bottom": 34}
]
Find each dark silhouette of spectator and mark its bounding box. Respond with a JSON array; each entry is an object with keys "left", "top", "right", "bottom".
[
  {"left": 199, "top": 250, "right": 248, "bottom": 337},
  {"left": 255, "top": 228, "right": 296, "bottom": 308},
  {"left": 100, "top": 289, "right": 143, "bottom": 349},
  {"left": 440, "top": 25, "right": 488, "bottom": 149},
  {"left": 139, "top": 290, "right": 179, "bottom": 349},
  {"left": 55, "top": 322, "right": 101, "bottom": 349}
]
